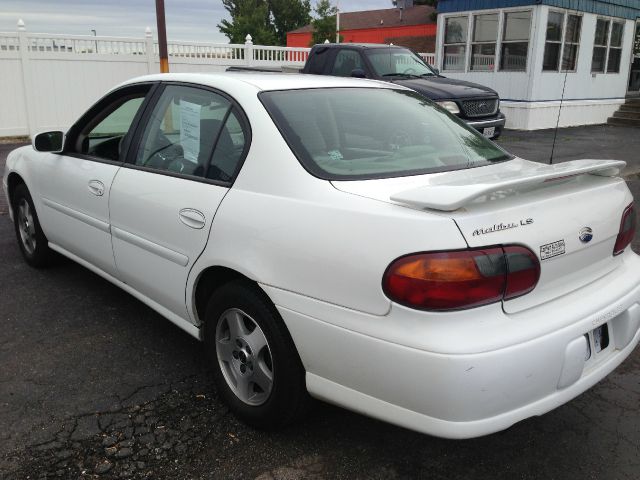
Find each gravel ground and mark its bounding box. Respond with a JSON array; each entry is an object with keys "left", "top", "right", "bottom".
[{"left": 1, "top": 129, "right": 639, "bottom": 479}]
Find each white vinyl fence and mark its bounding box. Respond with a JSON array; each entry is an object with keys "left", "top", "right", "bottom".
[{"left": 0, "top": 20, "right": 434, "bottom": 138}]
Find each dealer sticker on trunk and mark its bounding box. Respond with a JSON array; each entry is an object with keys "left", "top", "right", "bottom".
[{"left": 540, "top": 239, "right": 566, "bottom": 260}]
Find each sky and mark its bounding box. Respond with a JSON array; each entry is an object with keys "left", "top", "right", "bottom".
[{"left": 0, "top": 0, "right": 397, "bottom": 43}]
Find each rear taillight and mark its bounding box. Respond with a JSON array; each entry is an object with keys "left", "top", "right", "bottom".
[
  {"left": 613, "top": 203, "right": 636, "bottom": 256},
  {"left": 382, "top": 246, "right": 540, "bottom": 311}
]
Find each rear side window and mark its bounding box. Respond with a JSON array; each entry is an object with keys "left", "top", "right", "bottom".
[
  {"left": 133, "top": 85, "right": 248, "bottom": 182},
  {"left": 260, "top": 88, "right": 511, "bottom": 180},
  {"left": 306, "top": 47, "right": 331, "bottom": 74}
]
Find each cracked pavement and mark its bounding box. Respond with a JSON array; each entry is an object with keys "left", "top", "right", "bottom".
[{"left": 1, "top": 134, "right": 639, "bottom": 479}]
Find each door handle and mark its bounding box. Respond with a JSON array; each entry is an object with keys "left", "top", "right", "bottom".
[
  {"left": 88, "top": 180, "right": 105, "bottom": 196},
  {"left": 179, "top": 208, "right": 206, "bottom": 229}
]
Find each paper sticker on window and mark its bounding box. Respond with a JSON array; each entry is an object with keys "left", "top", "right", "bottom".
[
  {"left": 327, "top": 150, "right": 343, "bottom": 161},
  {"left": 180, "top": 100, "right": 201, "bottom": 162}
]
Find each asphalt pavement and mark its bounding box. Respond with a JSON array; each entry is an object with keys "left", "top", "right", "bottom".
[{"left": 1, "top": 129, "right": 639, "bottom": 479}]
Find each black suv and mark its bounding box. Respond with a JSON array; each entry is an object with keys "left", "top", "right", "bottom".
[{"left": 301, "top": 43, "right": 505, "bottom": 139}]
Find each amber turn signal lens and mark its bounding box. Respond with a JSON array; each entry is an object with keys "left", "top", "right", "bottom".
[{"left": 383, "top": 246, "right": 540, "bottom": 311}]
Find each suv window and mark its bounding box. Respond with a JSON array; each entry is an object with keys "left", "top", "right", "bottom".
[
  {"left": 261, "top": 88, "right": 511, "bottom": 180},
  {"left": 366, "top": 48, "right": 435, "bottom": 77},
  {"left": 134, "top": 85, "right": 247, "bottom": 181},
  {"left": 306, "top": 47, "right": 331, "bottom": 74},
  {"left": 331, "top": 50, "right": 364, "bottom": 76}
]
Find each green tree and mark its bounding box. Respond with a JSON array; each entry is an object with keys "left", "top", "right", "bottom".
[
  {"left": 270, "top": 0, "right": 312, "bottom": 46},
  {"left": 218, "top": 0, "right": 276, "bottom": 45},
  {"left": 218, "top": 0, "right": 311, "bottom": 46},
  {"left": 310, "top": 0, "right": 341, "bottom": 46}
]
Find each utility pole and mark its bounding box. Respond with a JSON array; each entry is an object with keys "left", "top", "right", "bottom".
[
  {"left": 155, "top": 0, "right": 169, "bottom": 72},
  {"left": 336, "top": 0, "right": 340, "bottom": 43}
]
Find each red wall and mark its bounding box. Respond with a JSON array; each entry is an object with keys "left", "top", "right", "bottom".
[{"left": 287, "top": 24, "right": 436, "bottom": 48}]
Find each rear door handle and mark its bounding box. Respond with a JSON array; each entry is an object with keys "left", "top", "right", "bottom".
[
  {"left": 88, "top": 180, "right": 105, "bottom": 196},
  {"left": 179, "top": 208, "right": 206, "bottom": 229}
]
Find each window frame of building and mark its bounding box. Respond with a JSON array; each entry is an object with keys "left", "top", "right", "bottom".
[
  {"left": 543, "top": 10, "right": 582, "bottom": 73},
  {"left": 499, "top": 10, "right": 532, "bottom": 72},
  {"left": 440, "top": 8, "right": 533, "bottom": 74},
  {"left": 592, "top": 18, "right": 610, "bottom": 73},
  {"left": 607, "top": 20, "right": 625, "bottom": 73},
  {"left": 543, "top": 10, "right": 564, "bottom": 71},
  {"left": 561, "top": 13, "right": 582, "bottom": 71},
  {"left": 470, "top": 13, "right": 499, "bottom": 72},
  {"left": 592, "top": 17, "right": 625, "bottom": 74},
  {"left": 442, "top": 15, "right": 469, "bottom": 72}
]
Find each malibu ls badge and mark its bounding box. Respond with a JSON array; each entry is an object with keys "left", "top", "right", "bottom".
[{"left": 472, "top": 218, "right": 534, "bottom": 236}]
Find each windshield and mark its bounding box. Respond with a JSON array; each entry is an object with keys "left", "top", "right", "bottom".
[
  {"left": 260, "top": 88, "right": 512, "bottom": 180},
  {"left": 366, "top": 48, "right": 435, "bottom": 77}
]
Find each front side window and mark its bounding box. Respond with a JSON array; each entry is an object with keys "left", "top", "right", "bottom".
[
  {"left": 77, "top": 94, "right": 147, "bottom": 162},
  {"left": 331, "top": 50, "right": 364, "bottom": 76},
  {"left": 260, "top": 88, "right": 511, "bottom": 180},
  {"left": 134, "top": 85, "right": 247, "bottom": 182},
  {"left": 471, "top": 14, "right": 498, "bottom": 71},
  {"left": 365, "top": 48, "right": 435, "bottom": 77},
  {"left": 500, "top": 11, "right": 531, "bottom": 71},
  {"left": 443, "top": 16, "right": 468, "bottom": 71}
]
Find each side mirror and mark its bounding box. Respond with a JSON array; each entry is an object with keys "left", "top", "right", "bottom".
[
  {"left": 350, "top": 68, "right": 366, "bottom": 78},
  {"left": 33, "top": 131, "right": 64, "bottom": 153},
  {"left": 432, "top": 67, "right": 440, "bottom": 75}
]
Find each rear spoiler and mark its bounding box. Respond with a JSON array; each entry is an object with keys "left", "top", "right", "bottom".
[{"left": 390, "top": 159, "right": 626, "bottom": 212}]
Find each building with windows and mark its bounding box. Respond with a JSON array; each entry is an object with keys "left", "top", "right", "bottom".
[{"left": 435, "top": 0, "right": 640, "bottom": 129}]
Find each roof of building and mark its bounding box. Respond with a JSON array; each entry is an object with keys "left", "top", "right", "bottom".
[
  {"left": 383, "top": 35, "right": 436, "bottom": 53},
  {"left": 288, "top": 5, "right": 435, "bottom": 35},
  {"left": 438, "top": 0, "right": 640, "bottom": 20}
]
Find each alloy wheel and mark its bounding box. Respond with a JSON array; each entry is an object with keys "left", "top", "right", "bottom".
[
  {"left": 17, "top": 199, "right": 37, "bottom": 255},
  {"left": 215, "top": 308, "right": 274, "bottom": 406}
]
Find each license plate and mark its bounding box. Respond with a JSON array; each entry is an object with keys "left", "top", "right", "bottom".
[{"left": 482, "top": 127, "right": 495, "bottom": 138}]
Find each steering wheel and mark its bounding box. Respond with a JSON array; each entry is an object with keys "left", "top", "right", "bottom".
[{"left": 402, "top": 67, "right": 417, "bottom": 75}]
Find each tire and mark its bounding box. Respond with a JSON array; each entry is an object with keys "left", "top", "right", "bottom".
[
  {"left": 12, "top": 183, "right": 53, "bottom": 268},
  {"left": 204, "top": 279, "right": 310, "bottom": 429}
]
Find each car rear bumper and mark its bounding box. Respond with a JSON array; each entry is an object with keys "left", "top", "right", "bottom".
[{"left": 264, "top": 251, "right": 640, "bottom": 439}]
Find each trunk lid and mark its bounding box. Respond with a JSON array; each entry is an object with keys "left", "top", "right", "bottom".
[{"left": 333, "top": 159, "right": 631, "bottom": 313}]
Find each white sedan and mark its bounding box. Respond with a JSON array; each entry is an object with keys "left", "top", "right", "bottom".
[{"left": 3, "top": 73, "right": 639, "bottom": 439}]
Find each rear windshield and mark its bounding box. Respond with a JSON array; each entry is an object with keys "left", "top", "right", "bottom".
[{"left": 260, "top": 88, "right": 512, "bottom": 180}]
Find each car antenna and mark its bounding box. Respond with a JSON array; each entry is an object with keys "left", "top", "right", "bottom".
[{"left": 550, "top": 1, "right": 581, "bottom": 164}]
